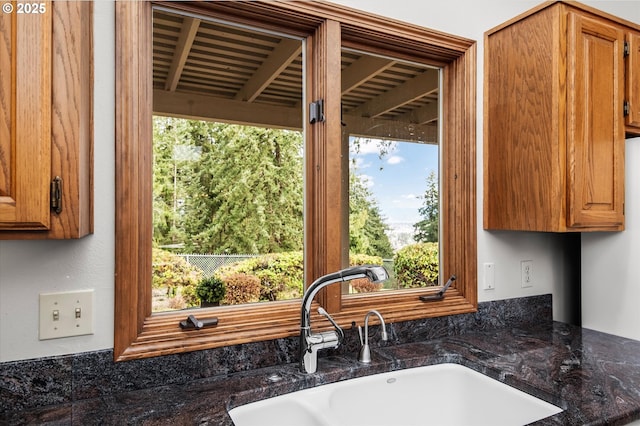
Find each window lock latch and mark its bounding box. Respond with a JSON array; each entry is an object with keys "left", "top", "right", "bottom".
[
  {"left": 309, "top": 99, "right": 325, "bottom": 124},
  {"left": 180, "top": 314, "right": 219, "bottom": 330},
  {"left": 419, "top": 274, "right": 456, "bottom": 302}
]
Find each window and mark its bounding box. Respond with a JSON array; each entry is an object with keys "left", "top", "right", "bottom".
[
  {"left": 343, "top": 49, "right": 441, "bottom": 295},
  {"left": 115, "top": 1, "right": 476, "bottom": 361},
  {"left": 150, "top": 14, "right": 306, "bottom": 311}
]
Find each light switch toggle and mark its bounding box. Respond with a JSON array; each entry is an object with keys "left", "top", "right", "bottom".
[{"left": 39, "top": 290, "right": 94, "bottom": 340}]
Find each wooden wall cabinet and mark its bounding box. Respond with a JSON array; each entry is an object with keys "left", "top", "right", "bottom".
[
  {"left": 627, "top": 31, "right": 640, "bottom": 133},
  {"left": 0, "top": 2, "right": 93, "bottom": 239},
  {"left": 484, "top": 1, "right": 639, "bottom": 232}
]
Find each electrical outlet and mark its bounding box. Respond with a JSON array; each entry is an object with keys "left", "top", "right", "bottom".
[
  {"left": 483, "top": 263, "right": 495, "bottom": 290},
  {"left": 521, "top": 260, "right": 533, "bottom": 288},
  {"left": 39, "top": 290, "right": 94, "bottom": 340}
]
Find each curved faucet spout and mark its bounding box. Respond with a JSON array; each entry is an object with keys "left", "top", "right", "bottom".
[
  {"left": 363, "top": 310, "right": 388, "bottom": 343},
  {"left": 358, "top": 309, "right": 388, "bottom": 364},
  {"left": 300, "top": 265, "right": 388, "bottom": 327},
  {"left": 300, "top": 265, "right": 389, "bottom": 373}
]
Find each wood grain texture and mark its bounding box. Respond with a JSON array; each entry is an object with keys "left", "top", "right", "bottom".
[
  {"left": 49, "top": 1, "right": 94, "bottom": 238},
  {"left": 627, "top": 31, "right": 640, "bottom": 134},
  {"left": 0, "top": 3, "right": 52, "bottom": 230},
  {"left": 484, "top": 6, "right": 561, "bottom": 232},
  {"left": 0, "top": 1, "right": 93, "bottom": 238},
  {"left": 114, "top": 0, "right": 154, "bottom": 361},
  {"left": 0, "top": 11, "right": 11, "bottom": 198},
  {"left": 567, "top": 12, "right": 624, "bottom": 228},
  {"left": 307, "top": 19, "right": 344, "bottom": 313},
  {"left": 484, "top": 2, "right": 628, "bottom": 232}
]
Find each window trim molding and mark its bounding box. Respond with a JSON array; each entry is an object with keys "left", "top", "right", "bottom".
[{"left": 114, "top": 0, "right": 476, "bottom": 361}]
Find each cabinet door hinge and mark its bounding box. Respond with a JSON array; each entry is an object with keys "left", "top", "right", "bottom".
[
  {"left": 50, "top": 176, "right": 63, "bottom": 214},
  {"left": 624, "top": 101, "right": 630, "bottom": 117},
  {"left": 309, "top": 99, "right": 325, "bottom": 124},
  {"left": 624, "top": 41, "right": 630, "bottom": 57}
]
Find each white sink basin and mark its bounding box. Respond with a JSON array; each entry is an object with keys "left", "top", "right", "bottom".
[{"left": 228, "top": 363, "right": 562, "bottom": 426}]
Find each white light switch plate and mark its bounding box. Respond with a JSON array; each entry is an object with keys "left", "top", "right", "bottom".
[
  {"left": 483, "top": 263, "right": 495, "bottom": 290},
  {"left": 39, "top": 290, "right": 94, "bottom": 340}
]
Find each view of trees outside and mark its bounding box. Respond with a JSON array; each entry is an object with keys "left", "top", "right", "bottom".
[
  {"left": 413, "top": 170, "right": 439, "bottom": 244},
  {"left": 153, "top": 116, "right": 304, "bottom": 254},
  {"left": 348, "top": 138, "right": 439, "bottom": 291},
  {"left": 152, "top": 116, "right": 439, "bottom": 311},
  {"left": 349, "top": 169, "right": 394, "bottom": 260}
]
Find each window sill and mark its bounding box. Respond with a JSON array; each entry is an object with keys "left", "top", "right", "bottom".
[{"left": 116, "top": 289, "right": 475, "bottom": 361}]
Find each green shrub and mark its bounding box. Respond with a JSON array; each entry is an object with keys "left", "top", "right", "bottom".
[
  {"left": 167, "top": 295, "right": 187, "bottom": 310},
  {"left": 221, "top": 273, "right": 261, "bottom": 305},
  {"left": 152, "top": 248, "right": 202, "bottom": 293},
  {"left": 218, "top": 252, "right": 303, "bottom": 301},
  {"left": 393, "top": 242, "right": 438, "bottom": 288},
  {"left": 180, "top": 284, "right": 199, "bottom": 308},
  {"left": 195, "top": 276, "right": 227, "bottom": 303},
  {"left": 348, "top": 253, "right": 385, "bottom": 293},
  {"left": 348, "top": 253, "right": 383, "bottom": 267},
  {"left": 217, "top": 251, "right": 388, "bottom": 301},
  {"left": 350, "top": 277, "right": 383, "bottom": 293}
]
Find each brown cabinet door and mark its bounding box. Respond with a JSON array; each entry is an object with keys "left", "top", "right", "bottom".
[
  {"left": 0, "top": 10, "right": 52, "bottom": 230},
  {"left": 566, "top": 12, "right": 625, "bottom": 229},
  {"left": 626, "top": 31, "right": 640, "bottom": 132}
]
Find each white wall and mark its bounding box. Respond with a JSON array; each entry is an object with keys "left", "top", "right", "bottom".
[
  {"left": 582, "top": 136, "right": 640, "bottom": 339},
  {"left": 1, "top": 0, "right": 633, "bottom": 363}
]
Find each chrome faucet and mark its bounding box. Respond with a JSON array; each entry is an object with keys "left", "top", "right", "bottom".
[
  {"left": 300, "top": 265, "right": 389, "bottom": 374},
  {"left": 357, "top": 310, "right": 388, "bottom": 363}
]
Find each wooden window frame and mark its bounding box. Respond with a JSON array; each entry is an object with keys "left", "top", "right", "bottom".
[{"left": 114, "top": 0, "right": 476, "bottom": 361}]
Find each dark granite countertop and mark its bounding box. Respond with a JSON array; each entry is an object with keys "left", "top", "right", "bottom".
[
  {"left": 5, "top": 321, "right": 640, "bottom": 425},
  {"left": 215, "top": 322, "right": 640, "bottom": 426}
]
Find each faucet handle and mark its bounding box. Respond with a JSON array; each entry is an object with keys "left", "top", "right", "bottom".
[{"left": 317, "top": 307, "right": 345, "bottom": 345}]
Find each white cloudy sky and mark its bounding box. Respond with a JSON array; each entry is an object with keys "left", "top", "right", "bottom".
[{"left": 349, "top": 138, "right": 439, "bottom": 224}]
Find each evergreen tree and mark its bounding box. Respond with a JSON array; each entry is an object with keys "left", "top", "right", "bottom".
[
  {"left": 349, "top": 171, "right": 394, "bottom": 258},
  {"left": 413, "top": 170, "right": 439, "bottom": 243},
  {"left": 153, "top": 117, "right": 392, "bottom": 258},
  {"left": 180, "top": 122, "right": 304, "bottom": 254},
  {"left": 153, "top": 116, "right": 193, "bottom": 246}
]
